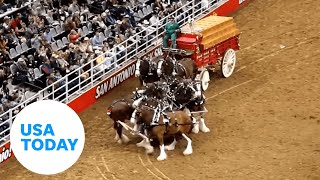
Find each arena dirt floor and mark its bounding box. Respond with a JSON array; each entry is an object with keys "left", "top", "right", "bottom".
[{"left": 1, "top": 0, "right": 320, "bottom": 179}]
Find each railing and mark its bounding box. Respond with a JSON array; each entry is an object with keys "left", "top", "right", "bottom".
[{"left": 0, "top": 0, "right": 228, "bottom": 147}]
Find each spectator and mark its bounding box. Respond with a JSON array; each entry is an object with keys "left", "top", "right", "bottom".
[
  {"left": 104, "top": 9, "right": 116, "bottom": 26},
  {"left": 153, "top": 0, "right": 165, "bottom": 11},
  {"left": 149, "top": 12, "right": 162, "bottom": 27},
  {"left": 40, "top": 59, "right": 54, "bottom": 76},
  {"left": 64, "top": 17, "right": 76, "bottom": 33},
  {"left": 68, "top": 30, "right": 80, "bottom": 44},
  {"left": 0, "top": 36, "right": 9, "bottom": 57},
  {"left": 68, "top": 0, "right": 80, "bottom": 14},
  {"left": 5, "top": 29, "right": 19, "bottom": 49},
  {"left": 2, "top": 16, "right": 10, "bottom": 30},
  {"left": 43, "top": 27, "right": 55, "bottom": 44},
  {"left": 10, "top": 13, "right": 22, "bottom": 31},
  {"left": 79, "top": 37, "right": 93, "bottom": 54},
  {"left": 72, "top": 11, "right": 81, "bottom": 28},
  {"left": 91, "top": 31, "right": 103, "bottom": 48}
]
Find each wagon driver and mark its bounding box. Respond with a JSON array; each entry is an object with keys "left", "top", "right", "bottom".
[{"left": 163, "top": 16, "right": 180, "bottom": 49}]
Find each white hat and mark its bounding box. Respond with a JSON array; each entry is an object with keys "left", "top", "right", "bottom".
[
  {"left": 105, "top": 9, "right": 109, "bottom": 13},
  {"left": 116, "top": 20, "right": 122, "bottom": 25},
  {"left": 4, "top": 16, "right": 9, "bottom": 20},
  {"left": 101, "top": 12, "right": 106, "bottom": 17},
  {"left": 143, "top": 20, "right": 149, "bottom": 25},
  {"left": 84, "top": 37, "right": 89, "bottom": 41},
  {"left": 18, "top": 58, "right": 24, "bottom": 62},
  {"left": 124, "top": 14, "right": 130, "bottom": 18}
]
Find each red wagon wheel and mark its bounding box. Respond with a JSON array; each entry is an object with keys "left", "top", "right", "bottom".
[{"left": 221, "top": 48, "right": 236, "bottom": 78}]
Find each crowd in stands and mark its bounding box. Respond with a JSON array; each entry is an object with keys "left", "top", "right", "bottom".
[{"left": 0, "top": 0, "right": 204, "bottom": 135}]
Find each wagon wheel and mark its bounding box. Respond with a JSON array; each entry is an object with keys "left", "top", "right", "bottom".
[
  {"left": 221, "top": 48, "right": 236, "bottom": 78},
  {"left": 196, "top": 69, "right": 210, "bottom": 91}
]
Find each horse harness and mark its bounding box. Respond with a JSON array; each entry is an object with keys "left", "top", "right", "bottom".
[{"left": 145, "top": 102, "right": 193, "bottom": 134}]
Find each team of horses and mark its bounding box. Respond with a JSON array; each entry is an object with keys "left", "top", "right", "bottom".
[{"left": 107, "top": 52, "right": 210, "bottom": 161}]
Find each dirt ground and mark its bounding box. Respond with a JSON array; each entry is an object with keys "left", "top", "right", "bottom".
[{"left": 1, "top": 0, "right": 320, "bottom": 179}]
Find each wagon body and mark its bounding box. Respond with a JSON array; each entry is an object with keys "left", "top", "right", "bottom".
[
  {"left": 173, "top": 33, "right": 240, "bottom": 68},
  {"left": 164, "top": 15, "right": 240, "bottom": 81}
]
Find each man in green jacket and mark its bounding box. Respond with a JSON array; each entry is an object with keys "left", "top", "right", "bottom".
[{"left": 163, "top": 16, "right": 180, "bottom": 49}]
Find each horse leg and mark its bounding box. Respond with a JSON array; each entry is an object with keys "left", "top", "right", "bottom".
[
  {"left": 135, "top": 125, "right": 150, "bottom": 147},
  {"left": 157, "top": 134, "right": 167, "bottom": 161},
  {"left": 199, "top": 117, "right": 210, "bottom": 133},
  {"left": 182, "top": 133, "right": 193, "bottom": 155},
  {"left": 114, "top": 122, "right": 120, "bottom": 141},
  {"left": 164, "top": 137, "right": 177, "bottom": 151},
  {"left": 142, "top": 138, "right": 154, "bottom": 154},
  {"left": 116, "top": 122, "right": 129, "bottom": 144},
  {"left": 138, "top": 129, "right": 154, "bottom": 154},
  {"left": 191, "top": 116, "right": 200, "bottom": 134}
]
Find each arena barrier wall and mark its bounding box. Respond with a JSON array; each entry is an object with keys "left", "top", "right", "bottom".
[{"left": 0, "top": 0, "right": 250, "bottom": 165}]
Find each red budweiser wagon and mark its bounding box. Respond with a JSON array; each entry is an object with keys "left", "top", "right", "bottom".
[{"left": 162, "top": 15, "right": 241, "bottom": 91}]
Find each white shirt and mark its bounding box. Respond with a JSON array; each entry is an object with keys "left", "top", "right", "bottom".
[{"left": 149, "top": 16, "right": 162, "bottom": 27}]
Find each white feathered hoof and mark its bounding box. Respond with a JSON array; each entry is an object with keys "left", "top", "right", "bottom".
[
  {"left": 199, "top": 118, "right": 210, "bottom": 133},
  {"left": 183, "top": 147, "right": 193, "bottom": 156},
  {"left": 114, "top": 133, "right": 120, "bottom": 141},
  {"left": 136, "top": 139, "right": 147, "bottom": 147},
  {"left": 164, "top": 138, "right": 177, "bottom": 151},
  {"left": 192, "top": 124, "right": 200, "bottom": 134},
  {"left": 157, "top": 153, "right": 167, "bottom": 161},
  {"left": 145, "top": 145, "right": 154, "bottom": 154},
  {"left": 121, "top": 134, "right": 130, "bottom": 144}
]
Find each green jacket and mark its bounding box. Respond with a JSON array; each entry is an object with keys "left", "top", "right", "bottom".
[{"left": 165, "top": 22, "right": 180, "bottom": 34}]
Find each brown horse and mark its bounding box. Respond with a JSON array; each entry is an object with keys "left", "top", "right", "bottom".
[
  {"left": 107, "top": 98, "right": 135, "bottom": 144},
  {"left": 135, "top": 104, "right": 194, "bottom": 161},
  {"left": 157, "top": 57, "right": 198, "bottom": 80}
]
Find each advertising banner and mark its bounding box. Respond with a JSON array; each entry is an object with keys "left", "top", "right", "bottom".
[{"left": 0, "top": 142, "right": 13, "bottom": 165}]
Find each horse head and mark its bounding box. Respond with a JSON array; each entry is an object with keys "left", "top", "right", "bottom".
[
  {"left": 135, "top": 58, "right": 150, "bottom": 77},
  {"left": 172, "top": 79, "right": 202, "bottom": 108},
  {"left": 157, "top": 57, "right": 176, "bottom": 77},
  {"left": 185, "top": 79, "right": 202, "bottom": 99}
]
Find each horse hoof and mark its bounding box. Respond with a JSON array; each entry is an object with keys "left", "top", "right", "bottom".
[
  {"left": 136, "top": 140, "right": 147, "bottom": 147},
  {"left": 192, "top": 126, "right": 199, "bottom": 134},
  {"left": 200, "top": 127, "right": 210, "bottom": 133},
  {"left": 164, "top": 145, "right": 175, "bottom": 151},
  {"left": 121, "top": 135, "right": 130, "bottom": 144},
  {"left": 157, "top": 155, "right": 167, "bottom": 161},
  {"left": 183, "top": 148, "right": 193, "bottom": 156},
  {"left": 114, "top": 134, "right": 120, "bottom": 141},
  {"left": 145, "top": 146, "right": 154, "bottom": 154},
  {"left": 164, "top": 139, "right": 177, "bottom": 151}
]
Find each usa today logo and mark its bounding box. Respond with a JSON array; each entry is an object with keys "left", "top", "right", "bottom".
[{"left": 10, "top": 100, "right": 85, "bottom": 175}]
